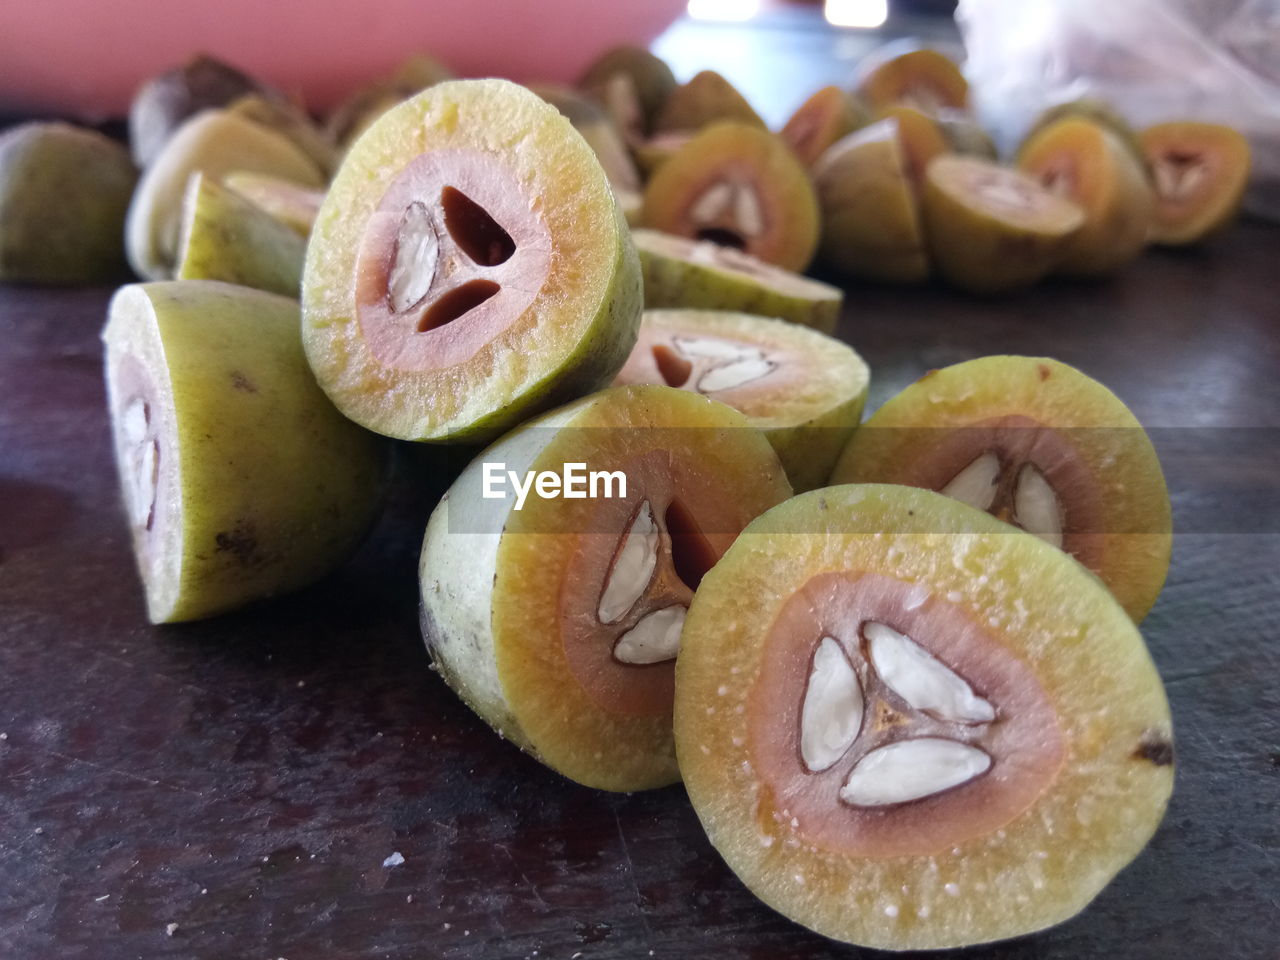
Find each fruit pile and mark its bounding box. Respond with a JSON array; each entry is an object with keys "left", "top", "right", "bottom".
[{"left": 3, "top": 44, "right": 1189, "bottom": 951}]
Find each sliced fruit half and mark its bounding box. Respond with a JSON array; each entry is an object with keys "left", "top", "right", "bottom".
[
  {"left": 644, "top": 122, "right": 820, "bottom": 272},
  {"left": 174, "top": 171, "right": 306, "bottom": 296},
  {"left": 614, "top": 310, "right": 869, "bottom": 491},
  {"left": 0, "top": 122, "right": 137, "bottom": 285},
  {"left": 813, "top": 119, "right": 929, "bottom": 284},
  {"left": 1017, "top": 117, "right": 1154, "bottom": 275},
  {"left": 419, "top": 384, "right": 791, "bottom": 791},
  {"left": 125, "top": 108, "right": 325, "bottom": 281},
  {"left": 632, "top": 229, "right": 842, "bottom": 333},
  {"left": 103, "top": 280, "right": 386, "bottom": 623},
  {"left": 302, "top": 79, "right": 642, "bottom": 443},
  {"left": 1140, "top": 122, "right": 1251, "bottom": 246},
  {"left": 675, "top": 483, "right": 1174, "bottom": 950},
  {"left": 653, "top": 70, "right": 765, "bottom": 135},
  {"left": 830, "top": 356, "right": 1171, "bottom": 620},
  {"left": 779, "top": 86, "right": 868, "bottom": 168},
  {"left": 922, "top": 156, "right": 1085, "bottom": 293},
  {"left": 223, "top": 170, "right": 325, "bottom": 236},
  {"left": 578, "top": 45, "right": 677, "bottom": 140},
  {"left": 852, "top": 42, "right": 969, "bottom": 115}
]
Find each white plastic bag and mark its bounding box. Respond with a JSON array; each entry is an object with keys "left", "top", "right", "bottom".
[{"left": 958, "top": 0, "right": 1280, "bottom": 219}]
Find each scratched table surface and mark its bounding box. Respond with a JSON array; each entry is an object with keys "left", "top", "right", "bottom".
[{"left": 3, "top": 15, "right": 1280, "bottom": 960}]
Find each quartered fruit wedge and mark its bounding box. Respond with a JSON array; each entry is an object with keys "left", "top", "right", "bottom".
[
  {"left": 103, "top": 280, "right": 386, "bottom": 623},
  {"left": 419, "top": 384, "right": 791, "bottom": 791},
  {"left": 302, "top": 79, "right": 641, "bottom": 443},
  {"left": 675, "top": 484, "right": 1174, "bottom": 950},
  {"left": 614, "top": 309, "right": 868, "bottom": 491},
  {"left": 830, "top": 356, "right": 1171, "bottom": 621}
]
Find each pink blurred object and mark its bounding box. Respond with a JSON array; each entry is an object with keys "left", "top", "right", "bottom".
[{"left": 0, "top": 0, "right": 687, "bottom": 118}]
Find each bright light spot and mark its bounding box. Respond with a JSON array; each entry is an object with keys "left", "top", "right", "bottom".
[
  {"left": 687, "top": 0, "right": 762, "bottom": 22},
  {"left": 825, "top": 0, "right": 888, "bottom": 29}
]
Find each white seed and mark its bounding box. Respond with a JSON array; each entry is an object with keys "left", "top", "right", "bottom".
[
  {"left": 865, "top": 622, "right": 995, "bottom": 724},
  {"left": 940, "top": 451, "right": 1001, "bottom": 512},
  {"left": 388, "top": 202, "right": 440, "bottom": 314},
  {"left": 799, "top": 636, "right": 865, "bottom": 773},
  {"left": 696, "top": 355, "right": 774, "bottom": 393},
  {"left": 123, "top": 397, "right": 149, "bottom": 444},
  {"left": 1154, "top": 159, "right": 1206, "bottom": 200},
  {"left": 614, "top": 605, "right": 686, "bottom": 664},
  {"left": 733, "top": 184, "right": 765, "bottom": 237},
  {"left": 1012, "top": 463, "right": 1064, "bottom": 549},
  {"left": 597, "top": 501, "right": 658, "bottom": 623},
  {"left": 127, "top": 438, "right": 160, "bottom": 527},
  {"left": 672, "top": 335, "right": 754, "bottom": 361},
  {"left": 840, "top": 738, "right": 992, "bottom": 807},
  {"left": 689, "top": 181, "right": 735, "bottom": 224},
  {"left": 977, "top": 178, "right": 1034, "bottom": 210}
]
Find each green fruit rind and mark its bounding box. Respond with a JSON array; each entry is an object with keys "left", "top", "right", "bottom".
[
  {"left": 125, "top": 109, "right": 326, "bottom": 281},
  {"left": 633, "top": 230, "right": 842, "bottom": 334},
  {"left": 0, "top": 122, "right": 137, "bottom": 285},
  {"left": 302, "top": 79, "right": 642, "bottom": 444},
  {"left": 175, "top": 172, "right": 306, "bottom": 296},
  {"left": 103, "top": 280, "right": 385, "bottom": 623},
  {"left": 675, "top": 483, "right": 1174, "bottom": 950}
]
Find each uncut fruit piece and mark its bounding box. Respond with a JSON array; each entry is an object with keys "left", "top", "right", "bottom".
[
  {"left": 830, "top": 355, "right": 1171, "bottom": 620},
  {"left": 125, "top": 109, "right": 325, "bottom": 281},
  {"left": 613, "top": 310, "right": 868, "bottom": 491},
  {"left": 227, "top": 93, "right": 339, "bottom": 176},
  {"left": 922, "top": 156, "right": 1085, "bottom": 294},
  {"left": 674, "top": 484, "right": 1174, "bottom": 950},
  {"left": 0, "top": 122, "right": 137, "bottom": 285},
  {"left": 224, "top": 170, "right": 325, "bottom": 236},
  {"left": 852, "top": 42, "right": 968, "bottom": 115},
  {"left": 632, "top": 230, "right": 841, "bottom": 334},
  {"left": 174, "top": 172, "right": 306, "bottom": 296},
  {"left": 812, "top": 120, "right": 929, "bottom": 284},
  {"left": 1140, "top": 122, "right": 1251, "bottom": 246},
  {"left": 653, "top": 71, "right": 765, "bottom": 135},
  {"left": 103, "top": 280, "right": 386, "bottom": 623},
  {"left": 578, "top": 45, "right": 677, "bottom": 139},
  {"left": 1017, "top": 118, "right": 1154, "bottom": 276},
  {"left": 779, "top": 86, "right": 869, "bottom": 168},
  {"left": 326, "top": 53, "right": 455, "bottom": 149},
  {"left": 303, "top": 79, "right": 641, "bottom": 443},
  {"left": 129, "top": 54, "right": 267, "bottom": 168},
  {"left": 420, "top": 384, "right": 791, "bottom": 791},
  {"left": 644, "top": 123, "right": 820, "bottom": 273}
]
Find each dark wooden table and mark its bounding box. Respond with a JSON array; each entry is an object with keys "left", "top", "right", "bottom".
[{"left": 2, "top": 218, "right": 1277, "bottom": 960}]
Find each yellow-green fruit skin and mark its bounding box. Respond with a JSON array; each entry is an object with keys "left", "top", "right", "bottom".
[
  {"left": 1018, "top": 120, "right": 1154, "bottom": 276},
  {"left": 814, "top": 124, "right": 929, "bottom": 284},
  {"left": 0, "top": 123, "right": 137, "bottom": 285},
  {"left": 125, "top": 109, "right": 325, "bottom": 281},
  {"left": 675, "top": 484, "right": 1174, "bottom": 951},
  {"left": 830, "top": 356, "right": 1171, "bottom": 621},
  {"left": 175, "top": 173, "right": 306, "bottom": 297},
  {"left": 634, "top": 231, "right": 841, "bottom": 334},
  {"left": 302, "top": 79, "right": 642, "bottom": 444},
  {"left": 103, "top": 281, "right": 386, "bottom": 623},
  {"left": 922, "top": 158, "right": 1084, "bottom": 294}
]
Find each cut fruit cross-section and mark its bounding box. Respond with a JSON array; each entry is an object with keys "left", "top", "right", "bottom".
[{"left": 419, "top": 384, "right": 791, "bottom": 791}]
